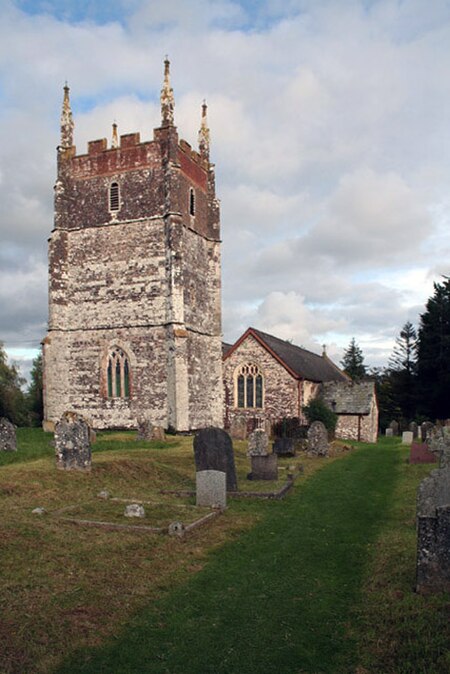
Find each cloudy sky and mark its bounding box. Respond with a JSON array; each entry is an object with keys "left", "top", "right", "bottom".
[{"left": 1, "top": 0, "right": 450, "bottom": 379}]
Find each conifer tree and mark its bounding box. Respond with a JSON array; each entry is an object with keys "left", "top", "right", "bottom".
[
  {"left": 417, "top": 278, "right": 450, "bottom": 419},
  {"left": 388, "top": 321, "right": 417, "bottom": 421},
  {"left": 340, "top": 338, "right": 366, "bottom": 381}
]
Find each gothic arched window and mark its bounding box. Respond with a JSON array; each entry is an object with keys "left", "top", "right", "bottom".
[
  {"left": 235, "top": 363, "right": 264, "bottom": 409},
  {"left": 109, "top": 181, "right": 120, "bottom": 212},
  {"left": 106, "top": 347, "right": 130, "bottom": 398}
]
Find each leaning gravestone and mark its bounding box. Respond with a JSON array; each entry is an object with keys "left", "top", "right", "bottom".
[
  {"left": 273, "top": 437, "right": 296, "bottom": 456},
  {"left": 307, "top": 421, "right": 329, "bottom": 457},
  {"left": 54, "top": 412, "right": 91, "bottom": 472},
  {"left": 193, "top": 428, "right": 238, "bottom": 491},
  {"left": 196, "top": 470, "right": 227, "bottom": 508},
  {"left": 0, "top": 417, "right": 17, "bottom": 452},
  {"left": 247, "top": 429, "right": 269, "bottom": 457},
  {"left": 389, "top": 420, "right": 399, "bottom": 436},
  {"left": 249, "top": 454, "right": 278, "bottom": 481}
]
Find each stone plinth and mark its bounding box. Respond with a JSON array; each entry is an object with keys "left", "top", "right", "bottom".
[
  {"left": 249, "top": 454, "right": 278, "bottom": 481},
  {"left": 0, "top": 417, "right": 17, "bottom": 452},
  {"left": 54, "top": 412, "right": 91, "bottom": 472},
  {"left": 193, "top": 427, "right": 237, "bottom": 491},
  {"left": 196, "top": 470, "right": 227, "bottom": 508}
]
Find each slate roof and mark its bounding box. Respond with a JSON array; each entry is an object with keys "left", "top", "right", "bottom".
[
  {"left": 321, "top": 380, "right": 376, "bottom": 415},
  {"left": 222, "top": 342, "right": 233, "bottom": 357},
  {"left": 224, "top": 327, "right": 348, "bottom": 383}
]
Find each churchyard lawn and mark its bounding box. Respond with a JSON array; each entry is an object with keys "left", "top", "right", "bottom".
[{"left": 0, "top": 431, "right": 449, "bottom": 673}]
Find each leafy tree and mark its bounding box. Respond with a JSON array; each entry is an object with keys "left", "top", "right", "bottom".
[
  {"left": 417, "top": 278, "right": 450, "bottom": 419},
  {"left": 26, "top": 351, "right": 44, "bottom": 427},
  {"left": 340, "top": 338, "right": 366, "bottom": 381},
  {"left": 303, "top": 398, "right": 337, "bottom": 436},
  {"left": 0, "top": 342, "right": 26, "bottom": 425},
  {"left": 388, "top": 321, "right": 418, "bottom": 421}
]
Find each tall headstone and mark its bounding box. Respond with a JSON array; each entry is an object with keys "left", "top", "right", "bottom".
[
  {"left": 0, "top": 418, "right": 17, "bottom": 452},
  {"left": 54, "top": 412, "right": 92, "bottom": 472},
  {"left": 196, "top": 470, "right": 227, "bottom": 508},
  {"left": 389, "top": 420, "right": 399, "bottom": 436},
  {"left": 307, "top": 421, "right": 329, "bottom": 457},
  {"left": 409, "top": 421, "right": 418, "bottom": 439},
  {"left": 193, "top": 428, "right": 238, "bottom": 491},
  {"left": 247, "top": 429, "right": 269, "bottom": 457}
]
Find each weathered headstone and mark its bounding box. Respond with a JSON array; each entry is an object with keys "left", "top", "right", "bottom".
[
  {"left": 410, "top": 442, "right": 437, "bottom": 465},
  {"left": 389, "top": 420, "right": 399, "bottom": 436},
  {"left": 401, "top": 431, "right": 413, "bottom": 445},
  {"left": 420, "top": 421, "right": 434, "bottom": 442},
  {"left": 409, "top": 421, "right": 419, "bottom": 439},
  {"left": 0, "top": 417, "right": 17, "bottom": 452},
  {"left": 385, "top": 428, "right": 394, "bottom": 437},
  {"left": 229, "top": 416, "right": 247, "bottom": 440},
  {"left": 248, "top": 454, "right": 278, "bottom": 481},
  {"left": 136, "top": 418, "right": 166, "bottom": 442},
  {"left": 273, "top": 437, "right": 296, "bottom": 456},
  {"left": 193, "top": 428, "right": 238, "bottom": 491},
  {"left": 247, "top": 429, "right": 269, "bottom": 456},
  {"left": 54, "top": 412, "right": 91, "bottom": 471},
  {"left": 428, "top": 426, "right": 450, "bottom": 468},
  {"left": 124, "top": 503, "right": 145, "bottom": 518},
  {"left": 307, "top": 421, "right": 329, "bottom": 457},
  {"left": 416, "top": 461, "right": 450, "bottom": 594},
  {"left": 196, "top": 470, "right": 227, "bottom": 508}
]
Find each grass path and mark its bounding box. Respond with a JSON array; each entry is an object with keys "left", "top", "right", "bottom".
[{"left": 58, "top": 444, "right": 400, "bottom": 674}]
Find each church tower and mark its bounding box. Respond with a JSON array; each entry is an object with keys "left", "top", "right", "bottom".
[{"left": 43, "top": 61, "right": 223, "bottom": 431}]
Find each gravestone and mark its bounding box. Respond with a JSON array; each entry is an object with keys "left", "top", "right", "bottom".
[
  {"left": 420, "top": 421, "right": 434, "bottom": 442},
  {"left": 273, "top": 437, "right": 296, "bottom": 456},
  {"left": 385, "top": 428, "right": 394, "bottom": 437},
  {"left": 54, "top": 412, "right": 91, "bottom": 471},
  {"left": 401, "top": 431, "right": 413, "bottom": 445},
  {"left": 248, "top": 454, "right": 278, "bottom": 481},
  {"left": 196, "top": 470, "right": 227, "bottom": 508},
  {"left": 409, "top": 421, "right": 419, "bottom": 439},
  {"left": 410, "top": 442, "right": 437, "bottom": 465},
  {"left": 416, "top": 460, "right": 450, "bottom": 593},
  {"left": 0, "top": 417, "right": 17, "bottom": 452},
  {"left": 307, "top": 421, "right": 329, "bottom": 457},
  {"left": 247, "top": 429, "right": 269, "bottom": 456},
  {"left": 193, "top": 428, "right": 238, "bottom": 491},
  {"left": 389, "top": 420, "right": 399, "bottom": 436},
  {"left": 136, "top": 418, "right": 166, "bottom": 441},
  {"left": 229, "top": 416, "right": 247, "bottom": 440},
  {"left": 428, "top": 426, "right": 450, "bottom": 468}
]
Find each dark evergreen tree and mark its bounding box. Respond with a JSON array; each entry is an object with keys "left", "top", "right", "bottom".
[
  {"left": 367, "top": 366, "right": 400, "bottom": 431},
  {"left": 388, "top": 321, "right": 417, "bottom": 421},
  {"left": 0, "top": 342, "right": 26, "bottom": 425},
  {"left": 340, "top": 338, "right": 366, "bottom": 381},
  {"left": 26, "top": 351, "right": 44, "bottom": 427},
  {"left": 417, "top": 278, "right": 450, "bottom": 419}
]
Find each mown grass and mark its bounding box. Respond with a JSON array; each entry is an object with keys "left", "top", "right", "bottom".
[{"left": 1, "top": 432, "right": 449, "bottom": 673}]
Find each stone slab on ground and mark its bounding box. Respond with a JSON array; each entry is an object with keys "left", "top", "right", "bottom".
[{"left": 196, "top": 470, "right": 227, "bottom": 508}]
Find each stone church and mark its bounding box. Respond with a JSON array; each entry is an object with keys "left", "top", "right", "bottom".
[
  {"left": 43, "top": 60, "right": 223, "bottom": 431},
  {"left": 43, "top": 60, "right": 378, "bottom": 440}
]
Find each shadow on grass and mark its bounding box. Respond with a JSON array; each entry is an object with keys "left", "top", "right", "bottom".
[{"left": 57, "top": 445, "right": 401, "bottom": 674}]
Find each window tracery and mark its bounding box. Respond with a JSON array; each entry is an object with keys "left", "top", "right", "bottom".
[{"left": 235, "top": 363, "right": 263, "bottom": 409}]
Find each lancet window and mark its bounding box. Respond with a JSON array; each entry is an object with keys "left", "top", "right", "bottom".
[
  {"left": 235, "top": 363, "right": 264, "bottom": 409},
  {"left": 106, "top": 347, "right": 130, "bottom": 398},
  {"left": 109, "top": 181, "right": 120, "bottom": 212},
  {"left": 189, "top": 187, "right": 195, "bottom": 216}
]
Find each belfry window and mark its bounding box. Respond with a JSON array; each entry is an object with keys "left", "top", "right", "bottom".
[
  {"left": 189, "top": 187, "right": 195, "bottom": 216},
  {"left": 106, "top": 347, "right": 130, "bottom": 398},
  {"left": 235, "top": 363, "right": 264, "bottom": 409},
  {"left": 109, "top": 182, "right": 120, "bottom": 212}
]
